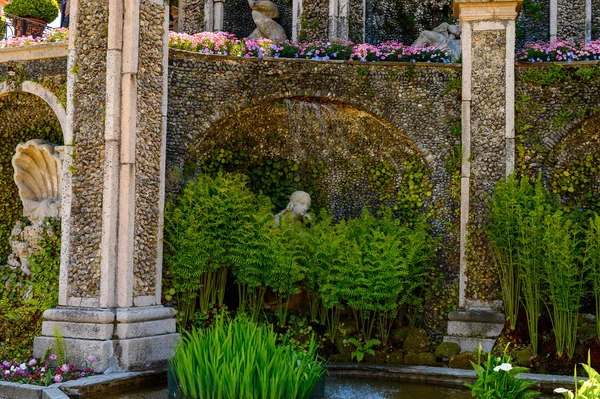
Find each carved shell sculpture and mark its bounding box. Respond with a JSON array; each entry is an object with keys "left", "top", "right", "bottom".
[{"left": 12, "top": 139, "right": 62, "bottom": 221}]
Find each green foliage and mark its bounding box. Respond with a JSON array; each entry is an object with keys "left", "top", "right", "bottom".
[
  {"left": 550, "top": 154, "right": 600, "bottom": 214},
  {"left": 4, "top": 0, "right": 59, "bottom": 24},
  {"left": 346, "top": 337, "right": 380, "bottom": 363},
  {"left": 0, "top": 14, "right": 6, "bottom": 39},
  {"left": 170, "top": 315, "right": 325, "bottom": 399},
  {"left": 542, "top": 210, "right": 584, "bottom": 359},
  {"left": 584, "top": 215, "right": 600, "bottom": 340},
  {"left": 520, "top": 65, "right": 566, "bottom": 86},
  {"left": 522, "top": 0, "right": 545, "bottom": 21},
  {"left": 488, "top": 175, "right": 550, "bottom": 354},
  {"left": 0, "top": 120, "right": 62, "bottom": 263},
  {"left": 556, "top": 352, "right": 600, "bottom": 399},
  {"left": 52, "top": 326, "right": 65, "bottom": 366},
  {"left": 0, "top": 218, "right": 61, "bottom": 361},
  {"left": 164, "top": 173, "right": 273, "bottom": 328},
  {"left": 465, "top": 345, "right": 541, "bottom": 399},
  {"left": 317, "top": 208, "right": 434, "bottom": 343},
  {"left": 394, "top": 160, "right": 433, "bottom": 224}
]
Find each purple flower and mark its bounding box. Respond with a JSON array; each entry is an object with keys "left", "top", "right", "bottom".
[
  {"left": 53, "top": 374, "right": 63, "bottom": 383},
  {"left": 48, "top": 354, "right": 58, "bottom": 361}
]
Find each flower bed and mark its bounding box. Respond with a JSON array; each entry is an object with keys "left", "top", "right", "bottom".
[
  {"left": 517, "top": 39, "right": 600, "bottom": 62},
  {"left": 0, "top": 354, "right": 95, "bottom": 386},
  {"left": 0, "top": 27, "right": 67, "bottom": 48},
  {"left": 168, "top": 31, "right": 454, "bottom": 63}
]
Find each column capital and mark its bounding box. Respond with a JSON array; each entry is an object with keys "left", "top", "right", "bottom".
[{"left": 453, "top": 1, "right": 523, "bottom": 21}]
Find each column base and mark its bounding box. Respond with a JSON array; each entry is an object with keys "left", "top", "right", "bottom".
[
  {"left": 443, "top": 307, "right": 505, "bottom": 353},
  {"left": 33, "top": 306, "right": 179, "bottom": 373}
]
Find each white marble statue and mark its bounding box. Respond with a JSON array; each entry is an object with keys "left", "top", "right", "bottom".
[
  {"left": 274, "top": 191, "right": 312, "bottom": 224},
  {"left": 413, "top": 22, "right": 461, "bottom": 47},
  {"left": 248, "top": 0, "right": 287, "bottom": 40},
  {"left": 12, "top": 139, "right": 62, "bottom": 221}
]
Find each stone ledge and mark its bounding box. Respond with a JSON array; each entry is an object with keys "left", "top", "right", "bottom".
[
  {"left": 447, "top": 320, "right": 504, "bottom": 337},
  {"left": 443, "top": 336, "right": 496, "bottom": 353},
  {"left": 115, "top": 306, "right": 176, "bottom": 323},
  {"left": 448, "top": 309, "right": 505, "bottom": 323},
  {"left": 0, "top": 43, "right": 68, "bottom": 64},
  {"left": 327, "top": 363, "right": 580, "bottom": 394},
  {"left": 42, "top": 308, "right": 116, "bottom": 324}
]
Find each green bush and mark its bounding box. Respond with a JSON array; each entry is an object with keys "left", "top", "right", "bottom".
[
  {"left": 164, "top": 173, "right": 273, "bottom": 328},
  {"left": 169, "top": 315, "right": 325, "bottom": 399},
  {"left": 317, "top": 208, "right": 434, "bottom": 344},
  {"left": 4, "top": 0, "right": 59, "bottom": 24},
  {"left": 584, "top": 215, "right": 600, "bottom": 340},
  {"left": 0, "top": 218, "right": 61, "bottom": 361},
  {"left": 0, "top": 14, "right": 6, "bottom": 39},
  {"left": 488, "top": 175, "right": 552, "bottom": 354}
]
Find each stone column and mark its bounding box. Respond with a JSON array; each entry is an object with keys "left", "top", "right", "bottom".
[
  {"left": 444, "top": 0, "right": 522, "bottom": 353},
  {"left": 292, "top": 0, "right": 303, "bottom": 41},
  {"left": 33, "top": 0, "right": 178, "bottom": 373},
  {"left": 328, "top": 0, "right": 349, "bottom": 40}
]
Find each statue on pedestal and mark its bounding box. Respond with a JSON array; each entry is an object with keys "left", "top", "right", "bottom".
[
  {"left": 248, "top": 0, "right": 287, "bottom": 40},
  {"left": 413, "top": 22, "right": 462, "bottom": 61}
]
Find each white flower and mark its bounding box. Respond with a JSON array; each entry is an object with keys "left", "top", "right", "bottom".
[
  {"left": 493, "top": 363, "right": 513, "bottom": 372},
  {"left": 554, "top": 388, "right": 574, "bottom": 398},
  {"left": 19, "top": 363, "right": 27, "bottom": 370},
  {"left": 4, "top": 370, "right": 9, "bottom": 375}
]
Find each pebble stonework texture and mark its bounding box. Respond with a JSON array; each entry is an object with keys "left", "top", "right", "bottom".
[
  {"left": 166, "top": 51, "right": 462, "bottom": 308},
  {"left": 179, "top": 0, "right": 206, "bottom": 33},
  {"left": 28, "top": 0, "right": 178, "bottom": 373},
  {"left": 557, "top": 0, "right": 586, "bottom": 42}
]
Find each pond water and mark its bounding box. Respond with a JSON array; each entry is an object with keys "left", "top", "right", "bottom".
[{"left": 98, "top": 377, "right": 473, "bottom": 399}]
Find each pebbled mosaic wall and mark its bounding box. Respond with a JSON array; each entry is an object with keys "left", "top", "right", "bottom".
[
  {"left": 180, "top": 0, "right": 205, "bottom": 33},
  {"left": 516, "top": 0, "right": 550, "bottom": 49},
  {"left": 557, "top": 0, "right": 586, "bottom": 42},
  {"left": 465, "top": 30, "right": 507, "bottom": 303},
  {"left": 166, "top": 51, "right": 462, "bottom": 298},
  {"left": 66, "top": 0, "right": 109, "bottom": 300},
  {"left": 515, "top": 63, "right": 600, "bottom": 182},
  {"left": 133, "top": 0, "right": 168, "bottom": 299}
]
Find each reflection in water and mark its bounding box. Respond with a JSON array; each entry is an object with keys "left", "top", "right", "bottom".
[
  {"left": 325, "top": 378, "right": 472, "bottom": 399},
  {"left": 100, "top": 378, "right": 472, "bottom": 399}
]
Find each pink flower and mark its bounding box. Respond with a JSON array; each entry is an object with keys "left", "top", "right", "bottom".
[
  {"left": 53, "top": 374, "right": 63, "bottom": 383},
  {"left": 48, "top": 354, "right": 58, "bottom": 361}
]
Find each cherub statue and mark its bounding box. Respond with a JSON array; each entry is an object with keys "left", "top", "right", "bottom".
[
  {"left": 248, "top": 0, "right": 287, "bottom": 40},
  {"left": 274, "top": 191, "right": 312, "bottom": 224},
  {"left": 413, "top": 22, "right": 461, "bottom": 47}
]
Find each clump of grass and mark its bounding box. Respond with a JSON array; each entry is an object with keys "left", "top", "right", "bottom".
[{"left": 169, "top": 315, "right": 326, "bottom": 399}]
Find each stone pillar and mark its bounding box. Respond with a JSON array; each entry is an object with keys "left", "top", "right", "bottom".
[
  {"left": 328, "top": 0, "right": 349, "bottom": 40},
  {"left": 33, "top": 0, "right": 178, "bottom": 373},
  {"left": 444, "top": 0, "right": 522, "bottom": 353},
  {"left": 550, "top": 0, "right": 558, "bottom": 41},
  {"left": 292, "top": 0, "right": 303, "bottom": 41},
  {"left": 213, "top": 0, "right": 224, "bottom": 31}
]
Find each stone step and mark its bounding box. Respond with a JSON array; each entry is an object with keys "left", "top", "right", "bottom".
[
  {"left": 443, "top": 336, "right": 496, "bottom": 353},
  {"left": 448, "top": 309, "right": 505, "bottom": 324},
  {"left": 447, "top": 320, "right": 504, "bottom": 337}
]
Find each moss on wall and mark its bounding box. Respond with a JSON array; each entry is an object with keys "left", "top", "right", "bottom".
[{"left": 0, "top": 93, "right": 63, "bottom": 263}]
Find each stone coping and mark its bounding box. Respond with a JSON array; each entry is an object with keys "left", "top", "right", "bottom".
[
  {"left": 0, "top": 364, "right": 582, "bottom": 398},
  {"left": 0, "top": 370, "right": 166, "bottom": 399},
  {"left": 0, "top": 43, "right": 68, "bottom": 64},
  {"left": 327, "top": 363, "right": 581, "bottom": 394},
  {"left": 169, "top": 48, "right": 463, "bottom": 69},
  {"left": 516, "top": 60, "right": 600, "bottom": 67}
]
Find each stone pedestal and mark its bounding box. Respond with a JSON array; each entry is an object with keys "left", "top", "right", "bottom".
[
  {"left": 33, "top": 0, "right": 177, "bottom": 373},
  {"left": 448, "top": 0, "right": 522, "bottom": 351}
]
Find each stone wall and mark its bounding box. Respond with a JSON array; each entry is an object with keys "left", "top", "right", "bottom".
[
  {"left": 515, "top": 62, "right": 600, "bottom": 178},
  {"left": 224, "top": 0, "right": 293, "bottom": 39},
  {"left": 167, "top": 50, "right": 462, "bottom": 288},
  {"left": 516, "top": 0, "right": 550, "bottom": 49},
  {"left": 298, "top": 0, "right": 329, "bottom": 41},
  {"left": 349, "top": 0, "right": 364, "bottom": 43},
  {"left": 557, "top": 0, "right": 586, "bottom": 42},
  {"left": 180, "top": 0, "right": 205, "bottom": 33}
]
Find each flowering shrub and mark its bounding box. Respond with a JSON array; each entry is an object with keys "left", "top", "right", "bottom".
[
  {"left": 0, "top": 27, "right": 67, "bottom": 48},
  {"left": 169, "top": 32, "right": 453, "bottom": 63},
  {"left": 517, "top": 40, "right": 600, "bottom": 62},
  {"left": 0, "top": 354, "right": 96, "bottom": 386},
  {"left": 554, "top": 353, "right": 600, "bottom": 399}
]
